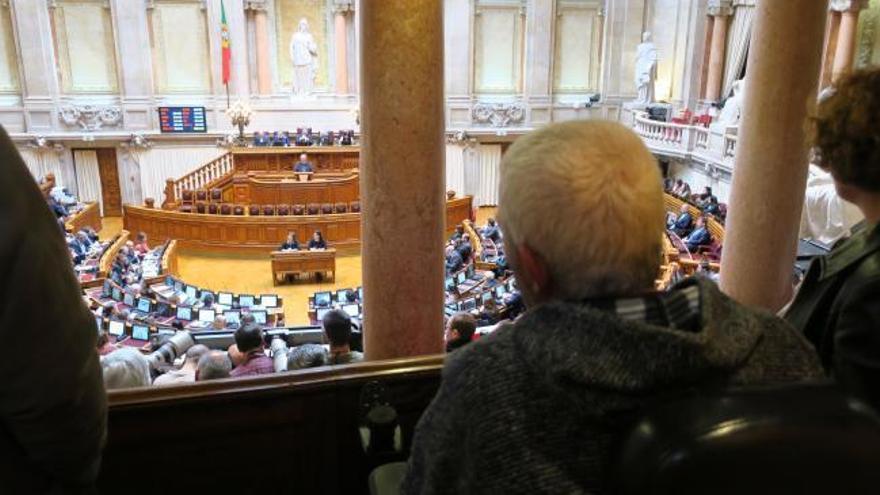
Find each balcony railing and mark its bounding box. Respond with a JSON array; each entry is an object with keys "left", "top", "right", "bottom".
[{"left": 631, "top": 111, "right": 738, "bottom": 171}]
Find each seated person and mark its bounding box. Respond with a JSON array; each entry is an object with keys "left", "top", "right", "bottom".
[
  {"left": 785, "top": 68, "right": 880, "bottom": 409},
  {"left": 481, "top": 218, "right": 502, "bottom": 243},
  {"left": 48, "top": 195, "right": 69, "bottom": 219},
  {"left": 703, "top": 195, "right": 722, "bottom": 218},
  {"left": 153, "top": 344, "right": 209, "bottom": 386},
  {"left": 684, "top": 216, "right": 713, "bottom": 252},
  {"left": 288, "top": 343, "right": 328, "bottom": 370},
  {"left": 101, "top": 347, "right": 151, "bottom": 390},
  {"left": 445, "top": 312, "right": 476, "bottom": 352},
  {"left": 133, "top": 232, "right": 149, "bottom": 255},
  {"left": 280, "top": 231, "right": 300, "bottom": 251},
  {"left": 308, "top": 230, "right": 327, "bottom": 250},
  {"left": 198, "top": 292, "right": 215, "bottom": 310},
  {"left": 323, "top": 309, "right": 363, "bottom": 365},
  {"left": 695, "top": 186, "right": 717, "bottom": 208},
  {"left": 451, "top": 224, "right": 464, "bottom": 241},
  {"left": 294, "top": 153, "right": 313, "bottom": 173},
  {"left": 211, "top": 315, "right": 227, "bottom": 330},
  {"left": 668, "top": 203, "right": 693, "bottom": 237},
  {"left": 402, "top": 120, "right": 822, "bottom": 494},
  {"left": 229, "top": 323, "right": 274, "bottom": 377},
  {"left": 96, "top": 329, "right": 117, "bottom": 356},
  {"left": 196, "top": 351, "right": 232, "bottom": 381},
  {"left": 457, "top": 234, "right": 473, "bottom": 262},
  {"left": 445, "top": 246, "right": 464, "bottom": 274}
]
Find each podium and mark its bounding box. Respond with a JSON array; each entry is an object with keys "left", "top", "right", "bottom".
[
  {"left": 271, "top": 248, "right": 336, "bottom": 285},
  {"left": 296, "top": 172, "right": 314, "bottom": 182}
]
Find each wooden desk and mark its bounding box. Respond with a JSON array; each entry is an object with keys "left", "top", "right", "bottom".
[
  {"left": 66, "top": 201, "right": 102, "bottom": 234},
  {"left": 233, "top": 146, "right": 359, "bottom": 174},
  {"left": 271, "top": 249, "right": 337, "bottom": 285},
  {"left": 230, "top": 172, "right": 359, "bottom": 205}
]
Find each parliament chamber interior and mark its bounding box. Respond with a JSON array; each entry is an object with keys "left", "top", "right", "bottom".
[{"left": 3, "top": 0, "right": 880, "bottom": 493}]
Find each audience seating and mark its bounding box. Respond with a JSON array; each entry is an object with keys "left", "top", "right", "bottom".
[
  {"left": 233, "top": 205, "right": 245, "bottom": 215},
  {"left": 321, "top": 203, "right": 334, "bottom": 215},
  {"left": 249, "top": 205, "right": 260, "bottom": 216},
  {"left": 195, "top": 203, "right": 206, "bottom": 214},
  {"left": 179, "top": 204, "right": 193, "bottom": 213},
  {"left": 207, "top": 203, "right": 218, "bottom": 215},
  {"left": 196, "top": 190, "right": 208, "bottom": 202},
  {"left": 210, "top": 188, "right": 222, "bottom": 202},
  {"left": 263, "top": 205, "right": 276, "bottom": 216},
  {"left": 334, "top": 202, "right": 348, "bottom": 213},
  {"left": 307, "top": 203, "right": 320, "bottom": 215},
  {"left": 181, "top": 190, "right": 194, "bottom": 204},
  {"left": 293, "top": 204, "right": 305, "bottom": 215},
  {"left": 611, "top": 383, "right": 880, "bottom": 494},
  {"left": 220, "top": 204, "right": 232, "bottom": 215},
  {"left": 277, "top": 204, "right": 290, "bottom": 216},
  {"left": 175, "top": 200, "right": 367, "bottom": 217},
  {"left": 350, "top": 201, "right": 361, "bottom": 213}
]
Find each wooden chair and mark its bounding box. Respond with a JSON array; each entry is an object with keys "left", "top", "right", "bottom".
[
  {"left": 210, "top": 188, "right": 222, "bottom": 202},
  {"left": 179, "top": 204, "right": 193, "bottom": 213},
  {"left": 307, "top": 203, "right": 320, "bottom": 215},
  {"left": 233, "top": 205, "right": 245, "bottom": 216},
  {"left": 220, "top": 204, "right": 232, "bottom": 215},
  {"left": 350, "top": 201, "right": 361, "bottom": 213},
  {"left": 196, "top": 190, "right": 208, "bottom": 202},
  {"left": 262, "top": 205, "right": 276, "bottom": 216},
  {"left": 181, "top": 190, "right": 194, "bottom": 204},
  {"left": 207, "top": 203, "right": 218, "bottom": 215},
  {"left": 195, "top": 202, "right": 206, "bottom": 214},
  {"left": 321, "top": 203, "right": 334, "bottom": 215},
  {"left": 293, "top": 204, "right": 305, "bottom": 216},
  {"left": 249, "top": 205, "right": 260, "bottom": 216},
  {"left": 334, "top": 202, "right": 348, "bottom": 214},
  {"left": 277, "top": 204, "right": 290, "bottom": 216}
]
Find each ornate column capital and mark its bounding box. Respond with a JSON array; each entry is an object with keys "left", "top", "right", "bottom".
[
  {"left": 830, "top": 0, "right": 869, "bottom": 13},
  {"left": 244, "top": 0, "right": 268, "bottom": 12},
  {"left": 332, "top": 0, "right": 353, "bottom": 15},
  {"left": 707, "top": 0, "right": 733, "bottom": 17}
]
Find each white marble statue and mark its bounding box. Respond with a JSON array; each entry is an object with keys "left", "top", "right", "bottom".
[
  {"left": 289, "top": 18, "right": 318, "bottom": 97},
  {"left": 633, "top": 32, "right": 658, "bottom": 106},
  {"left": 712, "top": 79, "right": 745, "bottom": 131}
]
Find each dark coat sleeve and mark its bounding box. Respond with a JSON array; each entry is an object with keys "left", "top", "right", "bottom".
[
  {"left": 832, "top": 275, "right": 880, "bottom": 409},
  {"left": 0, "top": 127, "right": 107, "bottom": 487}
]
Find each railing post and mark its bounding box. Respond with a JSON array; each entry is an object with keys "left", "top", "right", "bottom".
[{"left": 162, "top": 178, "right": 176, "bottom": 209}]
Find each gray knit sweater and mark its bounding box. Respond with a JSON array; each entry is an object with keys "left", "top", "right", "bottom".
[{"left": 402, "top": 278, "right": 823, "bottom": 494}]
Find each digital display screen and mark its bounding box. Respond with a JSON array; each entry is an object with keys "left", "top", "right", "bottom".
[
  {"left": 456, "top": 272, "right": 466, "bottom": 284},
  {"left": 137, "top": 298, "right": 152, "bottom": 313},
  {"left": 342, "top": 304, "right": 360, "bottom": 318},
  {"left": 462, "top": 298, "right": 477, "bottom": 311},
  {"left": 198, "top": 309, "right": 216, "bottom": 323},
  {"left": 176, "top": 306, "right": 192, "bottom": 321},
  {"left": 316, "top": 308, "right": 331, "bottom": 321},
  {"left": 95, "top": 316, "right": 103, "bottom": 331},
  {"left": 259, "top": 295, "right": 278, "bottom": 308},
  {"left": 108, "top": 320, "right": 125, "bottom": 336},
  {"left": 158, "top": 106, "right": 207, "bottom": 133},
  {"left": 251, "top": 311, "right": 267, "bottom": 325},
  {"left": 132, "top": 324, "right": 150, "bottom": 341},
  {"left": 165, "top": 276, "right": 175, "bottom": 287},
  {"left": 223, "top": 310, "right": 240, "bottom": 325},
  {"left": 200, "top": 290, "right": 215, "bottom": 301},
  {"left": 218, "top": 292, "right": 233, "bottom": 306},
  {"left": 336, "top": 290, "right": 350, "bottom": 303},
  {"left": 357, "top": 287, "right": 363, "bottom": 301},
  {"left": 481, "top": 291, "right": 492, "bottom": 303},
  {"left": 239, "top": 295, "right": 255, "bottom": 308},
  {"left": 185, "top": 286, "right": 198, "bottom": 299},
  {"left": 445, "top": 277, "right": 455, "bottom": 291},
  {"left": 314, "top": 292, "right": 331, "bottom": 307},
  {"left": 495, "top": 285, "right": 507, "bottom": 299},
  {"left": 112, "top": 287, "right": 122, "bottom": 302},
  {"left": 123, "top": 293, "right": 135, "bottom": 307},
  {"left": 174, "top": 280, "right": 184, "bottom": 292},
  {"left": 102, "top": 280, "right": 113, "bottom": 297}
]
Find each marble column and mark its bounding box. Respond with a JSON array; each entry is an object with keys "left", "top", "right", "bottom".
[
  {"left": 333, "top": 3, "right": 351, "bottom": 95},
  {"left": 719, "top": 0, "right": 827, "bottom": 311},
  {"left": 248, "top": 1, "right": 272, "bottom": 95},
  {"left": 819, "top": 11, "right": 842, "bottom": 90},
  {"left": 704, "top": 9, "right": 730, "bottom": 102},
  {"left": 831, "top": 10, "right": 860, "bottom": 83},
  {"left": 360, "top": 0, "right": 445, "bottom": 360}
]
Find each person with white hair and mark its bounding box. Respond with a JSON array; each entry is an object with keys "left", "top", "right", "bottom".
[
  {"left": 101, "top": 348, "right": 151, "bottom": 390},
  {"left": 402, "top": 120, "right": 823, "bottom": 494},
  {"left": 153, "top": 344, "right": 210, "bottom": 386}
]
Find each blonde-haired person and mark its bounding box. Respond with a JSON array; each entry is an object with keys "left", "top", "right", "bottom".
[{"left": 402, "top": 120, "right": 822, "bottom": 494}]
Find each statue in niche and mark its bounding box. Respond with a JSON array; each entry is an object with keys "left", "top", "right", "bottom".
[
  {"left": 633, "top": 31, "right": 658, "bottom": 106},
  {"left": 712, "top": 79, "right": 745, "bottom": 131},
  {"left": 290, "top": 18, "right": 318, "bottom": 97}
]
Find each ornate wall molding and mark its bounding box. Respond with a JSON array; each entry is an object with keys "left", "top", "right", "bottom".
[
  {"left": 244, "top": 0, "right": 268, "bottom": 12},
  {"left": 58, "top": 104, "right": 122, "bottom": 131},
  {"left": 332, "top": 0, "right": 353, "bottom": 14},
  {"left": 472, "top": 102, "right": 525, "bottom": 127},
  {"left": 707, "top": 0, "right": 733, "bottom": 17}
]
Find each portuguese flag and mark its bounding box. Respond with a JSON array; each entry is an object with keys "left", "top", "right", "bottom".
[{"left": 221, "top": 0, "right": 231, "bottom": 85}]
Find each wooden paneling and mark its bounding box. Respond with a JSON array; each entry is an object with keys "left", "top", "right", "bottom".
[
  {"left": 65, "top": 201, "right": 102, "bottom": 233},
  {"left": 231, "top": 146, "right": 360, "bottom": 175},
  {"left": 100, "top": 355, "right": 444, "bottom": 493},
  {"left": 124, "top": 196, "right": 473, "bottom": 251},
  {"left": 96, "top": 148, "right": 122, "bottom": 216},
  {"left": 236, "top": 173, "right": 360, "bottom": 206}
]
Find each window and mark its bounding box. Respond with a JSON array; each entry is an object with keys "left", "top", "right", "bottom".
[
  {"left": 51, "top": 0, "right": 119, "bottom": 93},
  {"left": 149, "top": 0, "right": 212, "bottom": 93},
  {"left": 553, "top": 0, "right": 603, "bottom": 93},
  {"left": 474, "top": 0, "right": 525, "bottom": 94}
]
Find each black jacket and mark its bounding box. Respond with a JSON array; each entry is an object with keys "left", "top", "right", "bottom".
[{"left": 785, "top": 223, "right": 880, "bottom": 409}]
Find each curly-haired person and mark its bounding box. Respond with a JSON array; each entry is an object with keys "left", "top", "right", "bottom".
[{"left": 786, "top": 68, "right": 880, "bottom": 409}]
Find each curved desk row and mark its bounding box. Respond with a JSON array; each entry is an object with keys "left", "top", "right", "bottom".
[
  {"left": 125, "top": 196, "right": 474, "bottom": 251},
  {"left": 66, "top": 201, "right": 102, "bottom": 234},
  {"left": 227, "top": 172, "right": 360, "bottom": 205}
]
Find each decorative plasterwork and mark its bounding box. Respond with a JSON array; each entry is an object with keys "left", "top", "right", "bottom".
[
  {"left": 472, "top": 102, "right": 525, "bottom": 127},
  {"left": 119, "top": 133, "right": 153, "bottom": 150},
  {"left": 446, "top": 130, "right": 477, "bottom": 149},
  {"left": 332, "top": 0, "right": 353, "bottom": 14},
  {"left": 830, "top": 0, "right": 869, "bottom": 12},
  {"left": 28, "top": 135, "right": 64, "bottom": 152},
  {"left": 707, "top": 0, "right": 733, "bottom": 16},
  {"left": 244, "top": 0, "right": 268, "bottom": 12},
  {"left": 58, "top": 104, "right": 122, "bottom": 131}
]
